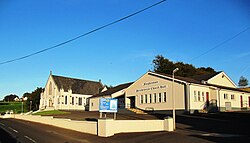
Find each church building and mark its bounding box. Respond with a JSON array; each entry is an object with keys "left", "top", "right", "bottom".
[{"left": 39, "top": 72, "right": 104, "bottom": 110}]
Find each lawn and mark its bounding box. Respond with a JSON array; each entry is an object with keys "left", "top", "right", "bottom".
[
  {"left": 0, "top": 102, "right": 26, "bottom": 113},
  {"left": 33, "top": 110, "right": 70, "bottom": 116}
]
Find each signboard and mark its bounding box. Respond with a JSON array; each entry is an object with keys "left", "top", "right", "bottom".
[{"left": 99, "top": 98, "right": 118, "bottom": 113}]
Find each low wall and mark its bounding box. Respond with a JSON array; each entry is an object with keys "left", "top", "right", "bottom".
[
  {"left": 98, "top": 118, "right": 173, "bottom": 137},
  {"left": 12, "top": 115, "right": 173, "bottom": 137},
  {"left": 14, "top": 115, "right": 97, "bottom": 135},
  {"left": 114, "top": 120, "right": 164, "bottom": 133}
]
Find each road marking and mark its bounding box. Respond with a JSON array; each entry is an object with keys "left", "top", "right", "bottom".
[
  {"left": 8, "top": 127, "right": 19, "bottom": 133},
  {"left": 24, "top": 135, "right": 37, "bottom": 143},
  {"left": 0, "top": 122, "right": 5, "bottom": 126},
  {"left": 201, "top": 133, "right": 240, "bottom": 137}
]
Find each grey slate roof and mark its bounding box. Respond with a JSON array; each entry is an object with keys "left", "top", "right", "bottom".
[
  {"left": 52, "top": 75, "right": 103, "bottom": 95},
  {"left": 90, "top": 82, "right": 134, "bottom": 98},
  {"left": 152, "top": 72, "right": 250, "bottom": 93},
  {"left": 190, "top": 72, "right": 222, "bottom": 82}
]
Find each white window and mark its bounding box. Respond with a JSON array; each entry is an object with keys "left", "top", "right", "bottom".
[
  {"left": 159, "top": 93, "right": 162, "bottom": 102},
  {"left": 198, "top": 91, "right": 201, "bottom": 101},
  {"left": 65, "top": 96, "right": 67, "bottom": 105},
  {"left": 154, "top": 93, "right": 157, "bottom": 103},
  {"left": 202, "top": 92, "right": 205, "bottom": 101},
  {"left": 79, "top": 97, "right": 82, "bottom": 105},
  {"left": 194, "top": 90, "right": 197, "bottom": 102},
  {"left": 140, "top": 95, "right": 143, "bottom": 104},
  {"left": 163, "top": 92, "right": 167, "bottom": 102},
  {"left": 149, "top": 94, "right": 152, "bottom": 103},
  {"left": 224, "top": 93, "right": 228, "bottom": 99},
  {"left": 72, "top": 97, "right": 74, "bottom": 105},
  {"left": 231, "top": 94, "right": 235, "bottom": 100}
]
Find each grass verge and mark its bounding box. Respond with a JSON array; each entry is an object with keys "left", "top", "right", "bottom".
[
  {"left": 0, "top": 102, "right": 25, "bottom": 113},
  {"left": 33, "top": 110, "right": 70, "bottom": 115}
]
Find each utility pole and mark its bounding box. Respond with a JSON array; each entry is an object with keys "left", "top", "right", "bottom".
[
  {"left": 172, "top": 68, "right": 179, "bottom": 130},
  {"left": 30, "top": 101, "right": 32, "bottom": 111}
]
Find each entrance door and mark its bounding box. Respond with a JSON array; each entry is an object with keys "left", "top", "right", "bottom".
[
  {"left": 249, "top": 97, "right": 250, "bottom": 107},
  {"left": 49, "top": 99, "right": 53, "bottom": 107},
  {"left": 206, "top": 92, "right": 209, "bottom": 101},
  {"left": 225, "top": 102, "right": 231, "bottom": 111},
  {"left": 130, "top": 97, "right": 135, "bottom": 108},
  {"left": 240, "top": 96, "right": 243, "bottom": 108}
]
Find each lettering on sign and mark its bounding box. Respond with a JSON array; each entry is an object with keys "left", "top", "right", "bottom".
[
  {"left": 136, "top": 85, "right": 167, "bottom": 93},
  {"left": 143, "top": 81, "right": 159, "bottom": 86}
]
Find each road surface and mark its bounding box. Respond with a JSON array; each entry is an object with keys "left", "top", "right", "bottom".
[{"left": 0, "top": 118, "right": 103, "bottom": 143}]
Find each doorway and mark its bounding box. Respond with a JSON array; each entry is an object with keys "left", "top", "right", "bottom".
[
  {"left": 49, "top": 99, "right": 53, "bottom": 107},
  {"left": 129, "top": 96, "right": 135, "bottom": 108}
]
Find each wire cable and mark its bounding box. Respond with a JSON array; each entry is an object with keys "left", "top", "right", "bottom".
[
  {"left": 0, "top": 0, "right": 167, "bottom": 65},
  {"left": 189, "top": 26, "right": 250, "bottom": 62}
]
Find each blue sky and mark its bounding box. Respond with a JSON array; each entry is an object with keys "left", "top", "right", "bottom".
[{"left": 0, "top": 0, "right": 250, "bottom": 100}]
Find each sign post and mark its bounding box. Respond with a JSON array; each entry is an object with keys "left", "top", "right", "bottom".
[{"left": 99, "top": 98, "right": 118, "bottom": 119}]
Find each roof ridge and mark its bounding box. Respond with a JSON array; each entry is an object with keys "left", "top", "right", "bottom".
[{"left": 52, "top": 74, "right": 100, "bottom": 83}]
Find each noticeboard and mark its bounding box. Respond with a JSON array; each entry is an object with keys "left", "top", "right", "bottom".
[{"left": 99, "top": 98, "right": 118, "bottom": 113}]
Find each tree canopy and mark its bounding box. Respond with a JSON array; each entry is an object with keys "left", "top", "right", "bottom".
[
  {"left": 152, "top": 55, "right": 216, "bottom": 77},
  {"left": 3, "top": 94, "right": 19, "bottom": 102},
  {"left": 238, "top": 76, "right": 248, "bottom": 87},
  {"left": 23, "top": 87, "right": 43, "bottom": 111}
]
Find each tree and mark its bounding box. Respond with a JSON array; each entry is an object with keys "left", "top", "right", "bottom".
[
  {"left": 23, "top": 87, "right": 43, "bottom": 111},
  {"left": 3, "top": 94, "right": 18, "bottom": 102},
  {"left": 238, "top": 76, "right": 248, "bottom": 87},
  {"left": 152, "top": 55, "right": 216, "bottom": 77}
]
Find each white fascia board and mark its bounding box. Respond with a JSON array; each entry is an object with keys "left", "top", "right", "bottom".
[
  {"left": 148, "top": 72, "right": 187, "bottom": 84},
  {"left": 208, "top": 71, "right": 237, "bottom": 87}
]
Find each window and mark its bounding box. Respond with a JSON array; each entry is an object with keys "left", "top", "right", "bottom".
[
  {"left": 194, "top": 90, "right": 197, "bottom": 102},
  {"left": 224, "top": 93, "right": 228, "bottom": 99},
  {"left": 140, "top": 95, "right": 143, "bottom": 104},
  {"left": 65, "top": 96, "right": 67, "bottom": 105},
  {"left": 58, "top": 98, "right": 60, "bottom": 104},
  {"left": 149, "top": 94, "right": 152, "bottom": 103},
  {"left": 202, "top": 92, "right": 205, "bottom": 101},
  {"left": 91, "top": 102, "right": 93, "bottom": 107},
  {"left": 231, "top": 94, "right": 235, "bottom": 100},
  {"left": 163, "top": 92, "right": 167, "bottom": 102},
  {"left": 159, "top": 93, "right": 162, "bottom": 102},
  {"left": 72, "top": 97, "right": 74, "bottom": 105},
  {"left": 79, "top": 97, "right": 82, "bottom": 105},
  {"left": 198, "top": 91, "right": 201, "bottom": 101},
  {"left": 49, "top": 82, "right": 52, "bottom": 95},
  {"left": 154, "top": 93, "right": 157, "bottom": 103},
  {"left": 145, "top": 94, "right": 148, "bottom": 103}
]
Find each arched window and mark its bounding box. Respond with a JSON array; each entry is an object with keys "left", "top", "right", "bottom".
[
  {"left": 49, "top": 82, "right": 52, "bottom": 95},
  {"left": 65, "top": 96, "right": 67, "bottom": 105}
]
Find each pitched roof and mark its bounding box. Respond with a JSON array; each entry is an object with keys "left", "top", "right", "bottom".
[
  {"left": 238, "top": 87, "right": 250, "bottom": 92},
  {"left": 207, "top": 84, "right": 250, "bottom": 93},
  {"left": 52, "top": 75, "right": 103, "bottom": 95},
  {"left": 150, "top": 72, "right": 250, "bottom": 93},
  {"left": 151, "top": 72, "right": 199, "bottom": 84},
  {"left": 90, "top": 82, "right": 134, "bottom": 98},
  {"left": 189, "top": 72, "right": 221, "bottom": 82}
]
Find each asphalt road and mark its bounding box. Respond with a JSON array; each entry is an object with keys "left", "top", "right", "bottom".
[
  {"left": 0, "top": 118, "right": 213, "bottom": 143},
  {"left": 0, "top": 118, "right": 105, "bottom": 143},
  {"left": 1, "top": 111, "right": 250, "bottom": 143}
]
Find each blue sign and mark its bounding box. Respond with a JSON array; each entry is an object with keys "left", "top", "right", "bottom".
[{"left": 99, "top": 98, "right": 118, "bottom": 113}]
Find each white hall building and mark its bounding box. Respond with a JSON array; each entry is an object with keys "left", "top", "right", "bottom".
[
  {"left": 39, "top": 72, "right": 104, "bottom": 110},
  {"left": 88, "top": 71, "right": 250, "bottom": 113}
]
